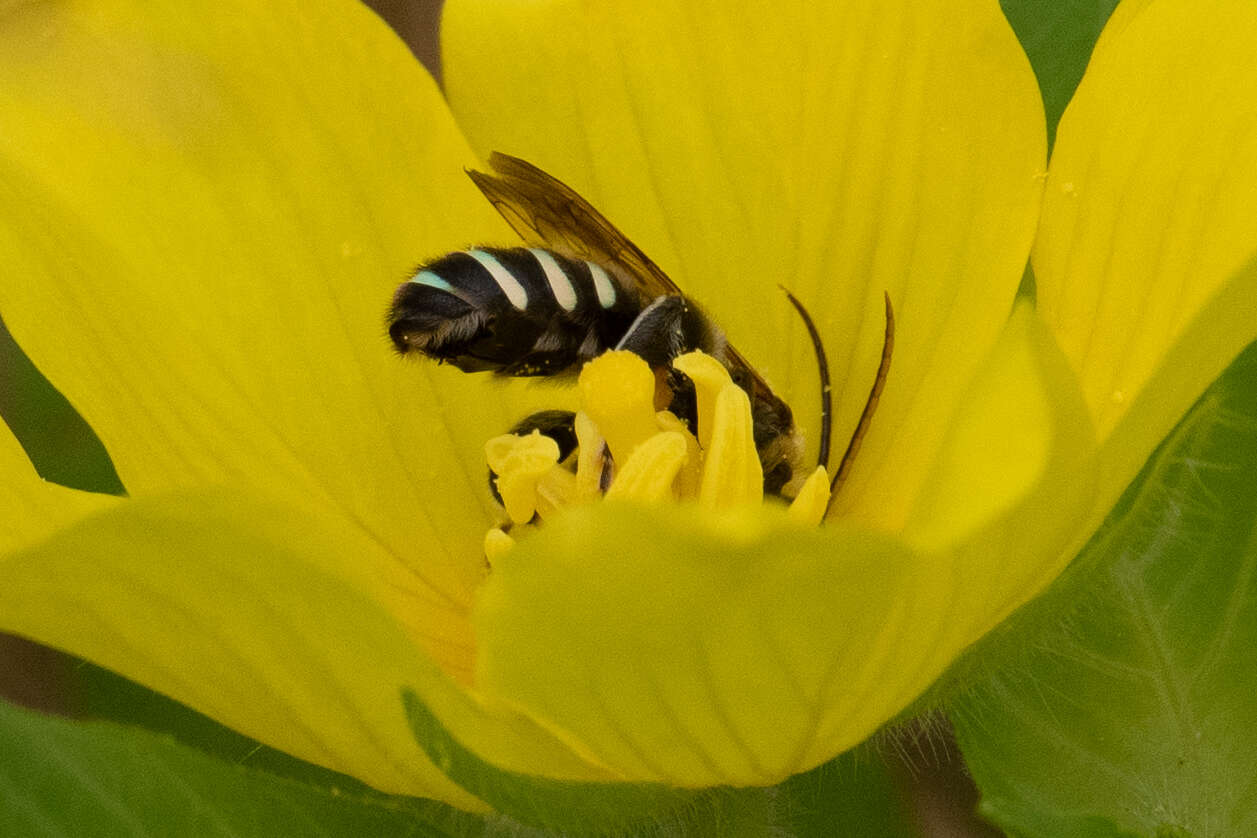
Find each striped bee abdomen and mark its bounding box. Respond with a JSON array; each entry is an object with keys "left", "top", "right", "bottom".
[{"left": 389, "top": 247, "right": 641, "bottom": 376}]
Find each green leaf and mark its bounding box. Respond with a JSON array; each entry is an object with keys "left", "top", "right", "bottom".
[
  {"left": 949, "top": 340, "right": 1257, "bottom": 837},
  {"left": 1001, "top": 0, "right": 1120, "bottom": 149},
  {"left": 778, "top": 745, "right": 920, "bottom": 838},
  {"left": 0, "top": 696, "right": 484, "bottom": 838}
]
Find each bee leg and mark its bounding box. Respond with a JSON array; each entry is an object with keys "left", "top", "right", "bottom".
[
  {"left": 663, "top": 368, "right": 699, "bottom": 435},
  {"left": 487, "top": 410, "right": 578, "bottom": 512}
]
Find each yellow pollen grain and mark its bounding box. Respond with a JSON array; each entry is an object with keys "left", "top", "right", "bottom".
[
  {"left": 578, "top": 350, "right": 658, "bottom": 464},
  {"left": 485, "top": 430, "right": 561, "bottom": 524},
  {"left": 698, "top": 383, "right": 763, "bottom": 508},
  {"left": 787, "top": 466, "right": 831, "bottom": 526},
  {"left": 672, "top": 350, "right": 732, "bottom": 450},
  {"left": 605, "top": 431, "right": 689, "bottom": 503}
]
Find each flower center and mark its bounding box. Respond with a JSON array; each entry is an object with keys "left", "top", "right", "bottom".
[{"left": 483, "top": 350, "right": 831, "bottom": 560}]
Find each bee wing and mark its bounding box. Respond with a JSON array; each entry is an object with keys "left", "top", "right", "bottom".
[
  {"left": 469, "top": 152, "right": 783, "bottom": 408},
  {"left": 466, "top": 152, "right": 682, "bottom": 299}
]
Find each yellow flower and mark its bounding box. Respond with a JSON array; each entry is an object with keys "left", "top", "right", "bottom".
[{"left": 1, "top": 0, "right": 1255, "bottom": 813}]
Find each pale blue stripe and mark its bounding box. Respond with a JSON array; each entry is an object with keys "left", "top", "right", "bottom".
[
  {"left": 529, "top": 248, "right": 578, "bottom": 311},
  {"left": 469, "top": 249, "right": 529, "bottom": 310},
  {"left": 586, "top": 261, "right": 617, "bottom": 308}
]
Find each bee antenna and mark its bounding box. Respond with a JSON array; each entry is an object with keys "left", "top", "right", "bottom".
[
  {"left": 830, "top": 292, "right": 895, "bottom": 501},
  {"left": 779, "top": 286, "right": 833, "bottom": 473}
]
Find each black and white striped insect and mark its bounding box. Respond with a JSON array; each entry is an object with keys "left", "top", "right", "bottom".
[
  {"left": 390, "top": 246, "right": 658, "bottom": 375},
  {"left": 388, "top": 153, "right": 893, "bottom": 498}
]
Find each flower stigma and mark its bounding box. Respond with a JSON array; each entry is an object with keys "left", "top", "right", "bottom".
[{"left": 483, "top": 350, "right": 832, "bottom": 558}]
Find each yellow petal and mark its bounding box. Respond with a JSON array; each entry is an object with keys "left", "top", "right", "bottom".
[
  {"left": 1086, "top": 253, "right": 1257, "bottom": 549},
  {"left": 0, "top": 420, "right": 117, "bottom": 555},
  {"left": 905, "top": 303, "right": 1092, "bottom": 550},
  {"left": 905, "top": 304, "right": 1096, "bottom": 642},
  {"left": 1036, "top": 0, "right": 1257, "bottom": 446},
  {"left": 473, "top": 298, "right": 1096, "bottom": 787},
  {"left": 0, "top": 484, "right": 625, "bottom": 803},
  {"left": 0, "top": 486, "right": 476, "bottom": 806},
  {"left": 0, "top": 0, "right": 567, "bottom": 676},
  {"left": 443, "top": 0, "right": 1046, "bottom": 530},
  {"left": 476, "top": 507, "right": 919, "bottom": 786}
]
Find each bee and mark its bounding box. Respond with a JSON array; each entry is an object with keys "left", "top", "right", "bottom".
[{"left": 389, "top": 153, "right": 893, "bottom": 498}]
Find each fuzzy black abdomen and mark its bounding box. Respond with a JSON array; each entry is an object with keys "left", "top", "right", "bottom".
[{"left": 388, "top": 247, "right": 641, "bottom": 375}]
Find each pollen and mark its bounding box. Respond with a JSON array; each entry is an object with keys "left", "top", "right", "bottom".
[{"left": 484, "top": 350, "right": 830, "bottom": 558}]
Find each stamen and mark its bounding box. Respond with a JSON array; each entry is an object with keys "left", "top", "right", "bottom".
[
  {"left": 605, "top": 431, "right": 688, "bottom": 502},
  {"left": 671, "top": 351, "right": 729, "bottom": 449},
  {"left": 484, "top": 347, "right": 825, "bottom": 548},
  {"left": 483, "top": 527, "right": 515, "bottom": 563},
  {"left": 484, "top": 430, "right": 561, "bottom": 524},
  {"left": 577, "top": 350, "right": 658, "bottom": 464},
  {"left": 572, "top": 411, "right": 607, "bottom": 504},
  {"left": 654, "top": 410, "right": 703, "bottom": 498},
  {"left": 787, "top": 466, "right": 831, "bottom": 526},
  {"left": 533, "top": 466, "right": 577, "bottom": 520},
  {"left": 696, "top": 381, "right": 763, "bottom": 509}
]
